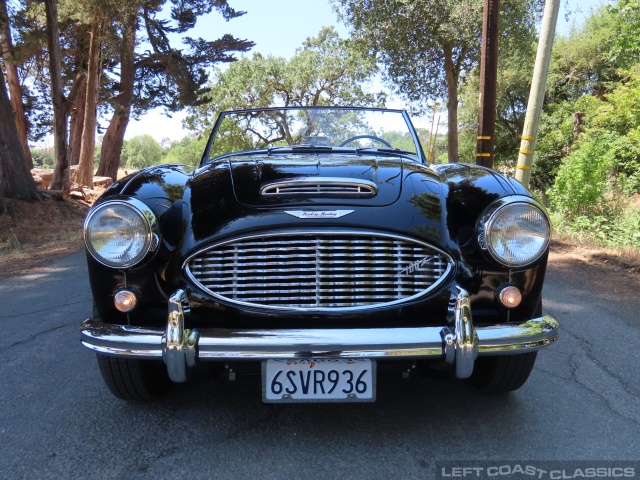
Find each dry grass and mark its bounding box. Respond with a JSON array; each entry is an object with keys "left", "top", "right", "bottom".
[
  {"left": 0, "top": 197, "right": 89, "bottom": 278},
  {"left": 0, "top": 168, "right": 136, "bottom": 278}
]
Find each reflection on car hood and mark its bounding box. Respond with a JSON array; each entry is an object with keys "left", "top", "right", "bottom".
[{"left": 228, "top": 154, "right": 404, "bottom": 207}]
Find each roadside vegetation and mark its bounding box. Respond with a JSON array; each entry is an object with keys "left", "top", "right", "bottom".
[{"left": 455, "top": 0, "right": 640, "bottom": 251}]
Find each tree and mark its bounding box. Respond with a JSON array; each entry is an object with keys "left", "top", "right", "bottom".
[
  {"left": 546, "top": 5, "right": 622, "bottom": 104},
  {"left": 607, "top": 0, "right": 640, "bottom": 71},
  {"left": 3, "top": 0, "right": 253, "bottom": 185},
  {"left": 94, "top": 9, "right": 137, "bottom": 180},
  {"left": 0, "top": 71, "right": 39, "bottom": 200},
  {"left": 95, "top": 0, "right": 254, "bottom": 180},
  {"left": 532, "top": 0, "right": 640, "bottom": 187},
  {"left": 121, "top": 135, "right": 163, "bottom": 169},
  {"left": 0, "top": 0, "right": 32, "bottom": 168},
  {"left": 185, "top": 26, "right": 383, "bottom": 134},
  {"left": 45, "top": 0, "right": 69, "bottom": 192},
  {"left": 162, "top": 135, "right": 208, "bottom": 166},
  {"left": 333, "top": 0, "right": 543, "bottom": 163},
  {"left": 75, "top": 3, "right": 106, "bottom": 188}
]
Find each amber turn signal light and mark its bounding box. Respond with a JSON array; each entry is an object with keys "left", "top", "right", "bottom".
[{"left": 498, "top": 285, "right": 522, "bottom": 308}]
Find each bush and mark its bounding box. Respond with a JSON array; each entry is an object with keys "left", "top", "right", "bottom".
[
  {"left": 547, "top": 131, "right": 619, "bottom": 218},
  {"left": 31, "top": 148, "right": 55, "bottom": 168},
  {"left": 547, "top": 130, "right": 640, "bottom": 248}
]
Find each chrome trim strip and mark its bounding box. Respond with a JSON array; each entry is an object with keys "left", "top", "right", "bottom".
[
  {"left": 183, "top": 229, "right": 456, "bottom": 313},
  {"left": 284, "top": 210, "right": 355, "bottom": 219},
  {"left": 260, "top": 177, "right": 378, "bottom": 198}
]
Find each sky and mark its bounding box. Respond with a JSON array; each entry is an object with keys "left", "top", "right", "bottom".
[{"left": 124, "top": 0, "right": 608, "bottom": 143}]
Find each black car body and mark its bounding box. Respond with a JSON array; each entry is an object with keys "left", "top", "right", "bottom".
[{"left": 80, "top": 107, "right": 558, "bottom": 402}]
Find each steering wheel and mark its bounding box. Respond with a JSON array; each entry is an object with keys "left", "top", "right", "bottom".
[{"left": 339, "top": 135, "right": 393, "bottom": 149}]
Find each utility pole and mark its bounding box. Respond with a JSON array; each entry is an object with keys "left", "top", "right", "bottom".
[
  {"left": 515, "top": 0, "right": 561, "bottom": 186},
  {"left": 477, "top": 0, "right": 500, "bottom": 168}
]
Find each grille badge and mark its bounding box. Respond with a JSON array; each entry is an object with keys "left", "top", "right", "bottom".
[
  {"left": 285, "top": 210, "right": 354, "bottom": 219},
  {"left": 398, "top": 256, "right": 435, "bottom": 276}
]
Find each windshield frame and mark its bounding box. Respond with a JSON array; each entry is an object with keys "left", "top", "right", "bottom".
[{"left": 200, "top": 106, "right": 427, "bottom": 166}]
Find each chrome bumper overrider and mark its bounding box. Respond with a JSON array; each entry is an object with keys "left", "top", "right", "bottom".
[{"left": 80, "top": 288, "right": 559, "bottom": 383}]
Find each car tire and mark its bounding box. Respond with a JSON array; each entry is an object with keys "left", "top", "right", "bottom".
[
  {"left": 96, "top": 354, "right": 171, "bottom": 401},
  {"left": 92, "top": 305, "right": 171, "bottom": 401},
  {"left": 470, "top": 351, "right": 538, "bottom": 393},
  {"left": 470, "top": 297, "right": 543, "bottom": 393}
]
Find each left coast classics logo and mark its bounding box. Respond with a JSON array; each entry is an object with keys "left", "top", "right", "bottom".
[{"left": 285, "top": 210, "right": 355, "bottom": 219}]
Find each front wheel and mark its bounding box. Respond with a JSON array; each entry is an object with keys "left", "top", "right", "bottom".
[
  {"left": 97, "top": 355, "right": 171, "bottom": 401},
  {"left": 470, "top": 351, "right": 538, "bottom": 393}
]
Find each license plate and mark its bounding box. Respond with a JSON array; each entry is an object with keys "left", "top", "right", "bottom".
[{"left": 262, "top": 359, "right": 376, "bottom": 403}]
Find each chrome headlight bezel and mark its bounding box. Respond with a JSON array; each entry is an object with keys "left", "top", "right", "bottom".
[
  {"left": 478, "top": 196, "right": 551, "bottom": 267},
  {"left": 84, "top": 198, "right": 158, "bottom": 268}
]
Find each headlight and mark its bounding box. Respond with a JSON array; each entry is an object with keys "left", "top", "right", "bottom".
[
  {"left": 481, "top": 199, "right": 550, "bottom": 266},
  {"left": 84, "top": 199, "right": 156, "bottom": 268}
]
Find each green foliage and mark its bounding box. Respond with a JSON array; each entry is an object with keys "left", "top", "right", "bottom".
[
  {"left": 607, "top": 0, "right": 640, "bottom": 70},
  {"left": 381, "top": 131, "right": 420, "bottom": 153},
  {"left": 547, "top": 129, "right": 640, "bottom": 248},
  {"left": 548, "top": 131, "right": 619, "bottom": 217},
  {"left": 541, "top": 66, "right": 640, "bottom": 202},
  {"left": 30, "top": 148, "right": 55, "bottom": 168},
  {"left": 121, "top": 135, "right": 164, "bottom": 169},
  {"left": 162, "top": 136, "right": 209, "bottom": 167},
  {"left": 501, "top": 0, "right": 640, "bottom": 250},
  {"left": 552, "top": 206, "right": 640, "bottom": 249},
  {"left": 8, "top": 0, "right": 253, "bottom": 147},
  {"left": 546, "top": 7, "right": 622, "bottom": 103},
  {"left": 333, "top": 0, "right": 485, "bottom": 111},
  {"left": 533, "top": 94, "right": 601, "bottom": 187},
  {"left": 185, "top": 27, "right": 382, "bottom": 135}
]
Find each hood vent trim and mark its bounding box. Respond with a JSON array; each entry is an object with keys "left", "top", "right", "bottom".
[{"left": 260, "top": 177, "right": 377, "bottom": 199}]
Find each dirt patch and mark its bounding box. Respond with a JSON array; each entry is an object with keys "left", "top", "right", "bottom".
[
  {"left": 550, "top": 238, "right": 640, "bottom": 271},
  {"left": 548, "top": 238, "right": 640, "bottom": 302},
  {"left": 0, "top": 197, "right": 90, "bottom": 278}
]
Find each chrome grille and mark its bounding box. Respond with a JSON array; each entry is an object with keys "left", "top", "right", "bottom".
[
  {"left": 260, "top": 178, "right": 377, "bottom": 198},
  {"left": 186, "top": 231, "right": 453, "bottom": 311}
]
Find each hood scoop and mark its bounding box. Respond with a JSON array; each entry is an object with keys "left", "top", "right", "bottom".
[
  {"left": 260, "top": 177, "right": 378, "bottom": 199},
  {"left": 228, "top": 154, "right": 403, "bottom": 207}
]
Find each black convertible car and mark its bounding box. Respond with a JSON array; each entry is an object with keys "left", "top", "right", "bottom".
[{"left": 80, "top": 106, "right": 559, "bottom": 402}]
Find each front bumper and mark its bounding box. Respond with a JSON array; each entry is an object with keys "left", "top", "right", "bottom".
[{"left": 80, "top": 288, "right": 559, "bottom": 383}]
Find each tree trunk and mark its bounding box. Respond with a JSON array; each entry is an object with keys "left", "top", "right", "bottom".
[
  {"left": 573, "top": 112, "right": 584, "bottom": 141},
  {"left": 443, "top": 44, "right": 459, "bottom": 163},
  {"left": 0, "top": 72, "right": 39, "bottom": 200},
  {"left": 0, "top": 0, "right": 33, "bottom": 169},
  {"left": 76, "top": 18, "right": 105, "bottom": 188},
  {"left": 45, "top": 0, "right": 69, "bottom": 193},
  {"left": 97, "top": 14, "right": 138, "bottom": 181},
  {"left": 68, "top": 78, "right": 87, "bottom": 166}
]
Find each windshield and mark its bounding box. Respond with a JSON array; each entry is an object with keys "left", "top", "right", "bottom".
[{"left": 207, "top": 107, "right": 423, "bottom": 160}]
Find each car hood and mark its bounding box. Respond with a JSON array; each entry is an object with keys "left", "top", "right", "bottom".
[{"left": 227, "top": 153, "right": 404, "bottom": 207}]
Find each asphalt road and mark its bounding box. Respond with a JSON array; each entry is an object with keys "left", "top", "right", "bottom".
[{"left": 0, "top": 251, "right": 639, "bottom": 479}]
